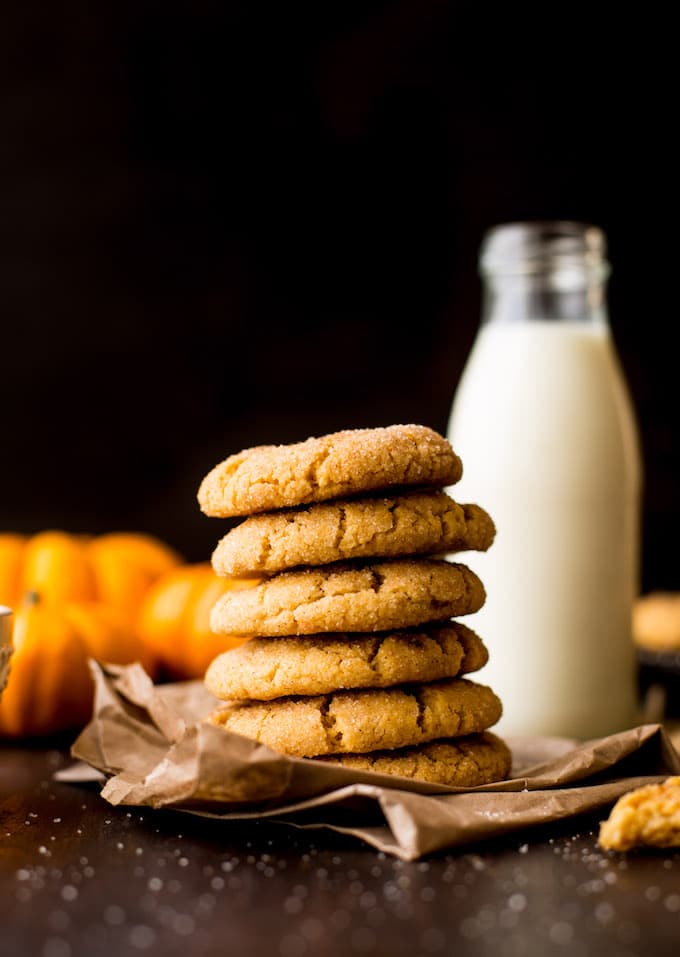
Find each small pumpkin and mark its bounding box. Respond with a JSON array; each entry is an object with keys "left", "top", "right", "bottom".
[
  {"left": 85, "top": 532, "right": 183, "bottom": 624},
  {"left": 137, "top": 563, "right": 260, "bottom": 680},
  {"left": 0, "top": 530, "right": 182, "bottom": 617},
  {"left": 20, "top": 531, "right": 96, "bottom": 604},
  {"left": 0, "top": 534, "right": 28, "bottom": 607},
  {"left": 0, "top": 592, "right": 157, "bottom": 738},
  {"left": 0, "top": 595, "right": 92, "bottom": 737},
  {"left": 0, "top": 530, "right": 183, "bottom": 680}
]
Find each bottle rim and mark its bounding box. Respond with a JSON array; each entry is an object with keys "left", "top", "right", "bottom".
[{"left": 479, "top": 220, "right": 609, "bottom": 278}]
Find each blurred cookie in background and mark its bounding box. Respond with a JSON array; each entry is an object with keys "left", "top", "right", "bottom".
[
  {"left": 634, "top": 591, "right": 680, "bottom": 652},
  {"left": 634, "top": 591, "right": 680, "bottom": 727}
]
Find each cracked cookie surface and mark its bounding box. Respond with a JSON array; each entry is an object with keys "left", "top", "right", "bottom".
[
  {"left": 198, "top": 424, "right": 462, "bottom": 518},
  {"left": 209, "top": 558, "right": 485, "bottom": 637},
  {"left": 205, "top": 677, "right": 502, "bottom": 757},
  {"left": 204, "top": 621, "right": 488, "bottom": 700},
  {"left": 598, "top": 776, "right": 680, "bottom": 850},
  {"left": 211, "top": 490, "right": 495, "bottom": 577},
  {"left": 316, "top": 731, "right": 511, "bottom": 787}
]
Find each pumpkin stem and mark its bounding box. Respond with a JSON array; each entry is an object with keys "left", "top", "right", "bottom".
[{"left": 23, "top": 590, "right": 41, "bottom": 607}]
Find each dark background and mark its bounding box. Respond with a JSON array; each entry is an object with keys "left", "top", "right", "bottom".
[{"left": 1, "top": 2, "right": 677, "bottom": 591}]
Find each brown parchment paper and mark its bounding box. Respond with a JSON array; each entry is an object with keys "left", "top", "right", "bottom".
[{"left": 56, "top": 660, "right": 680, "bottom": 861}]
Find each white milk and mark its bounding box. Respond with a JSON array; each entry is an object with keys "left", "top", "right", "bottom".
[{"left": 447, "top": 320, "right": 642, "bottom": 739}]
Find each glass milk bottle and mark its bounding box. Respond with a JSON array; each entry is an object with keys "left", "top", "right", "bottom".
[{"left": 446, "top": 221, "right": 642, "bottom": 740}]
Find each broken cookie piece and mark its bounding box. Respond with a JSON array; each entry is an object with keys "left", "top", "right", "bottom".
[{"left": 598, "top": 776, "right": 680, "bottom": 851}]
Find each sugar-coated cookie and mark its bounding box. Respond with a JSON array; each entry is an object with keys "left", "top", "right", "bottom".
[
  {"left": 598, "top": 776, "right": 680, "bottom": 850},
  {"left": 198, "top": 424, "right": 462, "bottom": 518},
  {"left": 206, "top": 677, "right": 502, "bottom": 757},
  {"left": 316, "top": 731, "right": 511, "bottom": 787},
  {"left": 209, "top": 558, "right": 485, "bottom": 637},
  {"left": 204, "top": 622, "right": 488, "bottom": 701},
  {"left": 211, "top": 491, "right": 495, "bottom": 577}
]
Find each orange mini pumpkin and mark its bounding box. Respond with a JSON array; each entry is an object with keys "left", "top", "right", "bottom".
[
  {"left": 0, "top": 530, "right": 182, "bottom": 616},
  {"left": 0, "top": 530, "right": 183, "bottom": 678},
  {"left": 1, "top": 597, "right": 80, "bottom": 736},
  {"left": 20, "top": 531, "right": 97, "bottom": 603},
  {"left": 137, "top": 563, "right": 260, "bottom": 680},
  {"left": 0, "top": 592, "right": 160, "bottom": 738},
  {"left": 86, "top": 532, "right": 184, "bottom": 622},
  {"left": 0, "top": 534, "right": 28, "bottom": 607}
]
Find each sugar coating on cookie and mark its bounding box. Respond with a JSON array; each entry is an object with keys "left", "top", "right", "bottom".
[
  {"left": 197, "top": 424, "right": 463, "bottom": 518},
  {"left": 211, "top": 491, "right": 495, "bottom": 577},
  {"left": 206, "top": 677, "right": 502, "bottom": 757},
  {"left": 316, "top": 731, "right": 512, "bottom": 787},
  {"left": 598, "top": 776, "right": 680, "bottom": 851},
  {"left": 209, "top": 558, "right": 485, "bottom": 637},
  {"left": 204, "top": 622, "right": 489, "bottom": 701}
]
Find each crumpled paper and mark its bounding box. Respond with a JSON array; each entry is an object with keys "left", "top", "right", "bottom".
[{"left": 56, "top": 660, "right": 680, "bottom": 861}]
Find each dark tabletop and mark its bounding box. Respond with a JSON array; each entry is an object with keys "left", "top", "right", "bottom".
[{"left": 1, "top": 743, "right": 679, "bottom": 957}]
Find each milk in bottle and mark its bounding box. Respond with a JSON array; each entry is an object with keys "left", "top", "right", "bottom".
[{"left": 446, "top": 221, "right": 642, "bottom": 739}]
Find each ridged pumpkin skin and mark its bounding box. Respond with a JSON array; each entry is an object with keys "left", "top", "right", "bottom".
[
  {"left": 137, "top": 563, "right": 260, "bottom": 680},
  {"left": 85, "top": 532, "right": 182, "bottom": 624},
  {"left": 0, "top": 534, "right": 28, "bottom": 608},
  {"left": 0, "top": 597, "right": 161, "bottom": 738},
  {"left": 0, "top": 599, "right": 93, "bottom": 737},
  {"left": 0, "top": 529, "right": 182, "bottom": 673},
  {"left": 0, "top": 530, "right": 184, "bottom": 737},
  {"left": 20, "top": 531, "right": 96, "bottom": 604},
  {"left": 0, "top": 530, "right": 182, "bottom": 616}
]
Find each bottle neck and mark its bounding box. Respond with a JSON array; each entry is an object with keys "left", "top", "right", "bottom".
[
  {"left": 479, "top": 220, "right": 610, "bottom": 327},
  {"left": 481, "top": 271, "right": 609, "bottom": 326}
]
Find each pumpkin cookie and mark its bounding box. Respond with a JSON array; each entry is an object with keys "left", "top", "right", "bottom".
[
  {"left": 316, "top": 731, "right": 512, "bottom": 787},
  {"left": 633, "top": 592, "right": 680, "bottom": 652},
  {"left": 598, "top": 776, "right": 680, "bottom": 851},
  {"left": 206, "top": 677, "right": 502, "bottom": 757},
  {"left": 211, "top": 491, "right": 495, "bottom": 577},
  {"left": 198, "top": 424, "right": 462, "bottom": 518},
  {"left": 204, "top": 622, "right": 488, "bottom": 701},
  {"left": 209, "top": 558, "right": 485, "bottom": 638}
]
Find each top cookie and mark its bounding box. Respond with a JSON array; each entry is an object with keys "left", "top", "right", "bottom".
[
  {"left": 198, "top": 424, "right": 462, "bottom": 518},
  {"left": 211, "top": 491, "right": 495, "bottom": 577}
]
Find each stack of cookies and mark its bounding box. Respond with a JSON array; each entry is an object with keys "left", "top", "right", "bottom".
[{"left": 197, "top": 424, "right": 511, "bottom": 788}]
